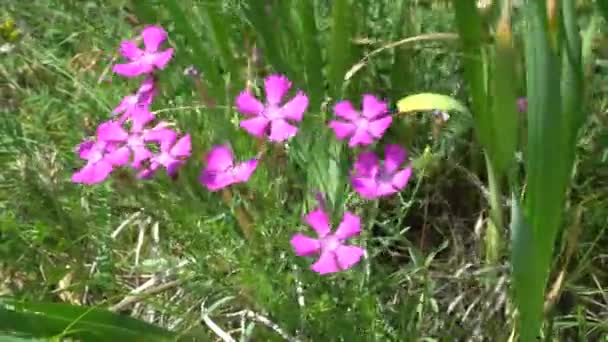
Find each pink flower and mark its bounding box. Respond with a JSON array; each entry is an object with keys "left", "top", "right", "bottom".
[
  {"left": 236, "top": 74, "right": 308, "bottom": 142},
  {"left": 290, "top": 209, "right": 365, "bottom": 275},
  {"left": 113, "top": 25, "right": 174, "bottom": 77},
  {"left": 351, "top": 144, "right": 413, "bottom": 199},
  {"left": 71, "top": 140, "right": 126, "bottom": 184},
  {"left": 199, "top": 145, "right": 258, "bottom": 191},
  {"left": 112, "top": 76, "right": 158, "bottom": 123},
  {"left": 96, "top": 113, "right": 175, "bottom": 169},
  {"left": 138, "top": 133, "right": 192, "bottom": 178},
  {"left": 329, "top": 94, "right": 392, "bottom": 147}
]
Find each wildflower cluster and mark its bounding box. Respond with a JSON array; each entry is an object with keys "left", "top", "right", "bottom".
[
  {"left": 72, "top": 26, "right": 190, "bottom": 184},
  {"left": 73, "top": 25, "right": 413, "bottom": 275}
]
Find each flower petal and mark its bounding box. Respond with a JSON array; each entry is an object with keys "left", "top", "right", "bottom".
[
  {"left": 131, "top": 109, "right": 154, "bottom": 131},
  {"left": 391, "top": 166, "right": 413, "bottom": 191},
  {"left": 269, "top": 119, "right": 298, "bottom": 142},
  {"left": 264, "top": 74, "right": 291, "bottom": 105},
  {"left": 131, "top": 146, "right": 152, "bottom": 168},
  {"left": 77, "top": 140, "right": 95, "bottom": 159},
  {"left": 311, "top": 251, "right": 340, "bottom": 275},
  {"left": 290, "top": 233, "right": 321, "bottom": 256},
  {"left": 383, "top": 144, "right": 406, "bottom": 174},
  {"left": 335, "top": 245, "right": 364, "bottom": 271},
  {"left": 351, "top": 176, "right": 379, "bottom": 200},
  {"left": 151, "top": 48, "right": 174, "bottom": 69},
  {"left": 142, "top": 25, "right": 167, "bottom": 52},
  {"left": 105, "top": 146, "right": 130, "bottom": 166},
  {"left": 145, "top": 128, "right": 177, "bottom": 148},
  {"left": 376, "top": 182, "right": 398, "bottom": 197},
  {"left": 240, "top": 116, "right": 270, "bottom": 137},
  {"left": 97, "top": 121, "right": 128, "bottom": 142},
  {"left": 232, "top": 159, "right": 258, "bottom": 182},
  {"left": 328, "top": 121, "right": 356, "bottom": 140},
  {"left": 199, "top": 169, "right": 235, "bottom": 191},
  {"left": 119, "top": 41, "right": 143, "bottom": 60},
  {"left": 204, "top": 145, "right": 234, "bottom": 172},
  {"left": 333, "top": 101, "right": 359, "bottom": 121},
  {"left": 361, "top": 94, "right": 388, "bottom": 119},
  {"left": 334, "top": 212, "right": 361, "bottom": 240},
  {"left": 348, "top": 127, "right": 374, "bottom": 147},
  {"left": 353, "top": 151, "right": 379, "bottom": 177},
  {"left": 71, "top": 160, "right": 113, "bottom": 184},
  {"left": 304, "top": 209, "right": 331, "bottom": 237},
  {"left": 367, "top": 116, "right": 392, "bottom": 138},
  {"left": 113, "top": 62, "right": 152, "bottom": 77},
  {"left": 236, "top": 91, "right": 264, "bottom": 116},
  {"left": 280, "top": 92, "right": 308, "bottom": 121},
  {"left": 170, "top": 134, "right": 191, "bottom": 158}
]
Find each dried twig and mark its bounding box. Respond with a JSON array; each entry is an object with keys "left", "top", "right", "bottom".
[{"left": 226, "top": 310, "right": 299, "bottom": 342}]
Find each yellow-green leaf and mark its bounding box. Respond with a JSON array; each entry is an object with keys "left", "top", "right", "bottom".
[{"left": 397, "top": 93, "right": 469, "bottom": 115}]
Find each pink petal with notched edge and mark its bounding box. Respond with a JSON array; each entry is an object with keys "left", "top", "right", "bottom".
[
  {"left": 232, "top": 159, "right": 258, "bottom": 182},
  {"left": 335, "top": 245, "right": 364, "bottom": 270},
  {"left": 353, "top": 151, "right": 379, "bottom": 177},
  {"left": 131, "top": 146, "right": 152, "bottom": 168},
  {"left": 391, "top": 166, "right": 412, "bottom": 190},
  {"left": 304, "top": 209, "right": 331, "bottom": 237},
  {"left": 281, "top": 92, "right": 308, "bottom": 121},
  {"left": 204, "top": 145, "right": 234, "bottom": 171},
  {"left": 328, "top": 121, "right": 356, "bottom": 140},
  {"left": 131, "top": 110, "right": 155, "bottom": 131},
  {"left": 200, "top": 169, "right": 235, "bottom": 191},
  {"left": 311, "top": 251, "right": 340, "bottom": 274},
  {"left": 72, "top": 160, "right": 113, "bottom": 184},
  {"left": 383, "top": 144, "right": 406, "bottom": 174},
  {"left": 97, "top": 121, "right": 128, "bottom": 142},
  {"left": 170, "top": 134, "right": 191, "bottom": 158},
  {"left": 105, "top": 146, "right": 130, "bottom": 166},
  {"left": 269, "top": 119, "right": 298, "bottom": 142},
  {"left": 142, "top": 25, "right": 167, "bottom": 52},
  {"left": 334, "top": 212, "right": 361, "bottom": 240},
  {"left": 290, "top": 233, "right": 321, "bottom": 256},
  {"left": 119, "top": 41, "right": 143, "bottom": 60},
  {"left": 236, "top": 91, "right": 264, "bottom": 116},
  {"left": 113, "top": 62, "right": 152, "bottom": 77},
  {"left": 151, "top": 48, "right": 174, "bottom": 69},
  {"left": 367, "top": 116, "right": 392, "bottom": 138},
  {"left": 77, "top": 140, "right": 95, "bottom": 159},
  {"left": 240, "top": 116, "right": 270, "bottom": 137},
  {"left": 376, "top": 182, "right": 398, "bottom": 197},
  {"left": 348, "top": 127, "right": 374, "bottom": 147},
  {"left": 362, "top": 94, "right": 388, "bottom": 119},
  {"left": 264, "top": 75, "right": 291, "bottom": 105},
  {"left": 351, "top": 177, "right": 379, "bottom": 199},
  {"left": 166, "top": 160, "right": 185, "bottom": 176},
  {"left": 333, "top": 101, "right": 359, "bottom": 121},
  {"left": 144, "top": 126, "right": 177, "bottom": 146}
]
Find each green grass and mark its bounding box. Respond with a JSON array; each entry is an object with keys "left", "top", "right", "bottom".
[{"left": 1, "top": 0, "right": 607, "bottom": 341}]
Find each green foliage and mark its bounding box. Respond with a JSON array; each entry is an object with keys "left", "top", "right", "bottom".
[{"left": 1, "top": 0, "right": 607, "bottom": 340}]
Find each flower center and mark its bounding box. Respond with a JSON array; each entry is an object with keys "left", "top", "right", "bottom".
[
  {"left": 127, "top": 133, "right": 144, "bottom": 148},
  {"left": 263, "top": 104, "right": 282, "bottom": 120},
  {"left": 356, "top": 117, "right": 369, "bottom": 130},
  {"left": 320, "top": 235, "right": 340, "bottom": 252}
]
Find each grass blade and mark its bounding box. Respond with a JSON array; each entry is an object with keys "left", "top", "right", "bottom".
[
  {"left": 328, "top": 0, "right": 354, "bottom": 98},
  {"left": 0, "top": 299, "right": 174, "bottom": 341}
]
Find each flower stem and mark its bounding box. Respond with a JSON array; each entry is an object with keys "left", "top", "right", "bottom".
[
  {"left": 484, "top": 154, "right": 504, "bottom": 265},
  {"left": 221, "top": 188, "right": 255, "bottom": 241}
]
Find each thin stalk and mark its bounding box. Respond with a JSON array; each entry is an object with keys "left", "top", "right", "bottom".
[{"left": 484, "top": 155, "right": 503, "bottom": 265}]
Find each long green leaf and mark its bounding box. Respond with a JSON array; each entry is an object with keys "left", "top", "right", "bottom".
[
  {"left": 0, "top": 300, "right": 174, "bottom": 341},
  {"left": 293, "top": 0, "right": 324, "bottom": 109},
  {"left": 519, "top": 0, "right": 569, "bottom": 340},
  {"left": 328, "top": 0, "right": 354, "bottom": 98}
]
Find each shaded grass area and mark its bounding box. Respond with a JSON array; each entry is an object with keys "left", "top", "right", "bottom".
[{"left": 1, "top": 0, "right": 607, "bottom": 340}]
